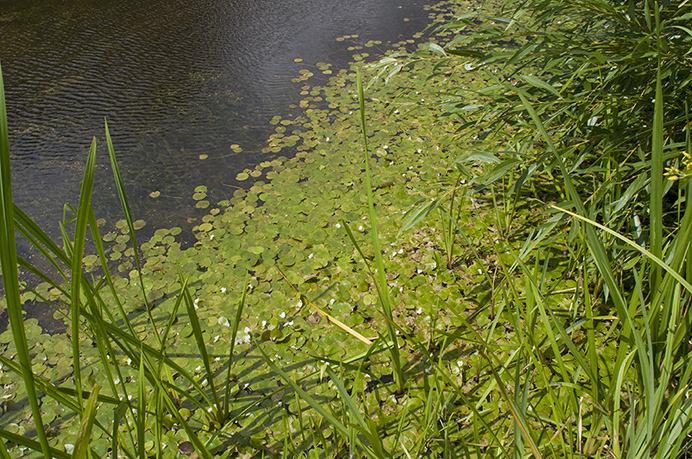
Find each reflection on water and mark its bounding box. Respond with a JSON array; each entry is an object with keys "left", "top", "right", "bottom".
[{"left": 0, "top": 0, "right": 431, "bottom": 253}]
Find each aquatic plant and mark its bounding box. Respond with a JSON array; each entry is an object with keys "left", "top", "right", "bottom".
[{"left": 1, "top": 0, "right": 692, "bottom": 456}]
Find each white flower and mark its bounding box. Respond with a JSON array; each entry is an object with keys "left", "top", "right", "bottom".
[
  {"left": 220, "top": 287, "right": 226, "bottom": 293},
  {"left": 279, "top": 311, "right": 286, "bottom": 319},
  {"left": 335, "top": 223, "right": 341, "bottom": 228}
]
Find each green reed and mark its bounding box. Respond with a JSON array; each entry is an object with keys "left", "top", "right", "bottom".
[
  {"left": 0, "top": 65, "right": 244, "bottom": 458},
  {"left": 353, "top": 69, "right": 404, "bottom": 395},
  {"left": 0, "top": 62, "right": 53, "bottom": 459}
]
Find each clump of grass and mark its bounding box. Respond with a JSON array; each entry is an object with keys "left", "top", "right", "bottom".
[
  {"left": 3, "top": 0, "right": 692, "bottom": 456},
  {"left": 0, "top": 63, "right": 251, "bottom": 458}
]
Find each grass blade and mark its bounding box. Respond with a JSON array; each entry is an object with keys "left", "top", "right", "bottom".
[
  {"left": 355, "top": 69, "right": 403, "bottom": 393},
  {"left": 0, "top": 62, "right": 52, "bottom": 459},
  {"left": 104, "top": 119, "right": 161, "bottom": 345},
  {"left": 550, "top": 205, "right": 692, "bottom": 294},
  {"left": 256, "top": 344, "right": 350, "bottom": 438},
  {"left": 650, "top": 25, "right": 664, "bottom": 288},
  {"left": 224, "top": 272, "right": 249, "bottom": 419},
  {"left": 178, "top": 268, "right": 223, "bottom": 416},
  {"left": 275, "top": 264, "right": 374, "bottom": 345},
  {"left": 72, "top": 384, "right": 100, "bottom": 459},
  {"left": 70, "top": 135, "right": 97, "bottom": 409},
  {"left": 0, "top": 430, "right": 70, "bottom": 459},
  {"left": 325, "top": 366, "right": 387, "bottom": 457}
]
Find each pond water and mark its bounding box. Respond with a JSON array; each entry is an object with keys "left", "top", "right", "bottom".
[{"left": 0, "top": 0, "right": 433, "bottom": 256}]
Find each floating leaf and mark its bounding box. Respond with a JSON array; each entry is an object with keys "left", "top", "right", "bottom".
[
  {"left": 83, "top": 254, "right": 98, "bottom": 266},
  {"left": 150, "top": 191, "right": 161, "bottom": 198},
  {"left": 102, "top": 232, "right": 117, "bottom": 242}
]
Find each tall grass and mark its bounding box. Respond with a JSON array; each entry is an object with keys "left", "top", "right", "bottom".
[
  {"left": 352, "top": 69, "right": 404, "bottom": 395},
  {"left": 2, "top": 0, "right": 692, "bottom": 455},
  {"left": 0, "top": 62, "right": 251, "bottom": 458},
  {"left": 0, "top": 62, "right": 53, "bottom": 459}
]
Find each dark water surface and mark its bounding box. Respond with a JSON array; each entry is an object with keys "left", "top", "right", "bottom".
[{"left": 0, "top": 0, "right": 432, "bottom": 251}]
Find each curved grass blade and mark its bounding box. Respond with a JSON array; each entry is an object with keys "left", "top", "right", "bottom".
[
  {"left": 325, "top": 366, "right": 388, "bottom": 457},
  {"left": 551, "top": 205, "right": 692, "bottom": 294},
  {"left": 0, "top": 62, "right": 52, "bottom": 459},
  {"left": 104, "top": 119, "right": 161, "bottom": 345},
  {"left": 0, "top": 430, "right": 70, "bottom": 459},
  {"left": 256, "top": 344, "right": 351, "bottom": 439}
]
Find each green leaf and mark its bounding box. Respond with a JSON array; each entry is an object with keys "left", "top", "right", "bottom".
[
  {"left": 72, "top": 384, "right": 100, "bottom": 459},
  {"left": 519, "top": 74, "right": 562, "bottom": 99},
  {"left": 397, "top": 199, "right": 440, "bottom": 236},
  {"left": 0, "top": 63, "right": 52, "bottom": 459}
]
